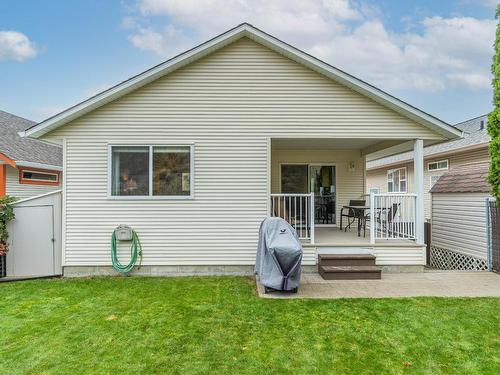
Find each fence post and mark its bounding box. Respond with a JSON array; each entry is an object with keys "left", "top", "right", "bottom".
[
  {"left": 310, "top": 192, "right": 315, "bottom": 244},
  {"left": 486, "top": 197, "right": 492, "bottom": 271},
  {"left": 370, "top": 192, "right": 375, "bottom": 244}
]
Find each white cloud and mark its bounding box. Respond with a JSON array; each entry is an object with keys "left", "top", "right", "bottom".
[
  {"left": 126, "top": 0, "right": 496, "bottom": 92},
  {"left": 467, "top": 0, "right": 499, "bottom": 9},
  {"left": 0, "top": 31, "right": 38, "bottom": 62},
  {"left": 313, "top": 16, "right": 495, "bottom": 91},
  {"left": 129, "top": 24, "right": 192, "bottom": 57}
]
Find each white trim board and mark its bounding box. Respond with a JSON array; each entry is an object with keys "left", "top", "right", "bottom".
[{"left": 22, "top": 23, "right": 462, "bottom": 140}]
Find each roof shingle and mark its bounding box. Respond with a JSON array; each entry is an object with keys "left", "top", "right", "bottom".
[
  {"left": 430, "top": 163, "right": 491, "bottom": 194},
  {"left": 0, "top": 110, "right": 62, "bottom": 167},
  {"left": 367, "top": 115, "right": 489, "bottom": 170}
]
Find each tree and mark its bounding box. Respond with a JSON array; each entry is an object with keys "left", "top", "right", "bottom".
[{"left": 488, "top": 5, "right": 500, "bottom": 201}]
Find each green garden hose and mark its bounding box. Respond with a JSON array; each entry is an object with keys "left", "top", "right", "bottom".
[{"left": 110, "top": 229, "right": 143, "bottom": 274}]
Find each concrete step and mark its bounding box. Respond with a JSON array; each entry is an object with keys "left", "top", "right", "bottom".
[
  {"left": 319, "top": 254, "right": 376, "bottom": 267},
  {"left": 319, "top": 265, "right": 382, "bottom": 280}
]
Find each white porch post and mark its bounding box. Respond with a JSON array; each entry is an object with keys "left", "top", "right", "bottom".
[
  {"left": 413, "top": 139, "right": 425, "bottom": 245},
  {"left": 310, "top": 192, "right": 315, "bottom": 244},
  {"left": 370, "top": 192, "right": 375, "bottom": 244}
]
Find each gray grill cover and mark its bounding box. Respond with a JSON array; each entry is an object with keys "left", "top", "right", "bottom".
[{"left": 255, "top": 217, "right": 303, "bottom": 291}]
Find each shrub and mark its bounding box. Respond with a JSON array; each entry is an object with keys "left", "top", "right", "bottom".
[{"left": 0, "top": 196, "right": 16, "bottom": 256}]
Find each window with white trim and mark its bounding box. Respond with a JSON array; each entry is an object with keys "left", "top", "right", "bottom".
[
  {"left": 110, "top": 145, "right": 192, "bottom": 197},
  {"left": 429, "top": 175, "right": 442, "bottom": 190},
  {"left": 428, "top": 160, "right": 448, "bottom": 171},
  {"left": 387, "top": 167, "right": 407, "bottom": 193}
]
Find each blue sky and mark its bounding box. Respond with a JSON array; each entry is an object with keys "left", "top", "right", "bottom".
[{"left": 0, "top": 0, "right": 497, "bottom": 124}]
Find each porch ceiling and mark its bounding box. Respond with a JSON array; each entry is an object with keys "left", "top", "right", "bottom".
[
  {"left": 272, "top": 138, "right": 442, "bottom": 160},
  {"left": 271, "top": 138, "right": 384, "bottom": 150}
]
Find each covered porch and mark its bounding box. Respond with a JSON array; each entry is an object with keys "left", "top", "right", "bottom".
[{"left": 269, "top": 137, "right": 427, "bottom": 267}]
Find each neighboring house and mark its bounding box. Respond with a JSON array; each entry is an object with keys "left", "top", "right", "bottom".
[
  {"left": 22, "top": 24, "right": 462, "bottom": 276},
  {"left": 366, "top": 114, "right": 490, "bottom": 220},
  {"left": 430, "top": 163, "right": 492, "bottom": 270},
  {"left": 0, "top": 111, "right": 62, "bottom": 200}
]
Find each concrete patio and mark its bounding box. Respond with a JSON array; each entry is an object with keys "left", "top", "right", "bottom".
[{"left": 256, "top": 271, "right": 500, "bottom": 299}]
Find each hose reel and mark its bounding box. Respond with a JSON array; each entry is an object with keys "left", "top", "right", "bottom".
[{"left": 110, "top": 225, "right": 142, "bottom": 274}]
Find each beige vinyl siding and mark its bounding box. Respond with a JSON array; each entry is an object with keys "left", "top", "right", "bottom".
[
  {"left": 271, "top": 149, "right": 364, "bottom": 224},
  {"left": 5, "top": 165, "right": 60, "bottom": 200},
  {"left": 373, "top": 245, "right": 426, "bottom": 265},
  {"left": 366, "top": 145, "right": 489, "bottom": 220},
  {"left": 43, "top": 38, "right": 444, "bottom": 267},
  {"left": 431, "top": 193, "right": 490, "bottom": 259}
]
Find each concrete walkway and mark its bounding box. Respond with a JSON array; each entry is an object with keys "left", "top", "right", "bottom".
[{"left": 256, "top": 271, "right": 500, "bottom": 299}]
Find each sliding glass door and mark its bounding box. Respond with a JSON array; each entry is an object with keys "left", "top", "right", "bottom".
[
  {"left": 309, "top": 165, "right": 336, "bottom": 226},
  {"left": 280, "top": 164, "right": 336, "bottom": 226}
]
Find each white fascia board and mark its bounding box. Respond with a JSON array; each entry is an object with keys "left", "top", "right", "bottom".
[
  {"left": 23, "top": 25, "right": 249, "bottom": 139},
  {"left": 23, "top": 23, "right": 462, "bottom": 140},
  {"left": 244, "top": 28, "right": 462, "bottom": 140}
]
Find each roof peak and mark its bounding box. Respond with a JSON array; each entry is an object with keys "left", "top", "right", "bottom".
[{"left": 23, "top": 23, "right": 461, "bottom": 140}]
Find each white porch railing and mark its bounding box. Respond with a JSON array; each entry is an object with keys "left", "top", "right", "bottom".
[
  {"left": 369, "top": 193, "right": 417, "bottom": 243},
  {"left": 270, "top": 193, "right": 314, "bottom": 242}
]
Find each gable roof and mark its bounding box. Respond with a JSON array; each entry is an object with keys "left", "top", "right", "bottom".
[
  {"left": 367, "top": 115, "right": 489, "bottom": 170},
  {"left": 430, "top": 162, "right": 490, "bottom": 194},
  {"left": 22, "top": 23, "right": 462, "bottom": 140},
  {"left": 0, "top": 110, "right": 62, "bottom": 169}
]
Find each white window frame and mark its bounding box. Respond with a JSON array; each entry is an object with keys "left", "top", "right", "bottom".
[
  {"left": 429, "top": 174, "right": 442, "bottom": 190},
  {"left": 428, "top": 159, "right": 448, "bottom": 171},
  {"left": 387, "top": 167, "right": 407, "bottom": 193},
  {"left": 107, "top": 144, "right": 195, "bottom": 200}
]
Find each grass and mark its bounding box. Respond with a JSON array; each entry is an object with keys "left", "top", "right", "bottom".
[{"left": 0, "top": 277, "right": 499, "bottom": 374}]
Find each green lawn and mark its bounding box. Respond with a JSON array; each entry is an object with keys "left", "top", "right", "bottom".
[{"left": 0, "top": 277, "right": 499, "bottom": 374}]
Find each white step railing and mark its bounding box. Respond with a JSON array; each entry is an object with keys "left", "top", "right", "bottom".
[
  {"left": 369, "top": 193, "right": 417, "bottom": 243},
  {"left": 270, "top": 193, "right": 314, "bottom": 242}
]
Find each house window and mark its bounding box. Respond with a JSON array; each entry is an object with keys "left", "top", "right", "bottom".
[
  {"left": 387, "top": 167, "right": 407, "bottom": 193},
  {"left": 369, "top": 187, "right": 380, "bottom": 194},
  {"left": 429, "top": 175, "right": 442, "bottom": 190},
  {"left": 19, "top": 168, "right": 60, "bottom": 185},
  {"left": 428, "top": 160, "right": 448, "bottom": 171},
  {"left": 110, "top": 145, "right": 193, "bottom": 198}
]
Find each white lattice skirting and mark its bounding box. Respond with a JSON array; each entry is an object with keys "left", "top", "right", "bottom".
[{"left": 430, "top": 246, "right": 488, "bottom": 271}]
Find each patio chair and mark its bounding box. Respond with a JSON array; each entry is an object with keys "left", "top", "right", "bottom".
[
  {"left": 340, "top": 199, "right": 366, "bottom": 232},
  {"left": 363, "top": 202, "right": 401, "bottom": 238},
  {"left": 364, "top": 203, "right": 399, "bottom": 238}
]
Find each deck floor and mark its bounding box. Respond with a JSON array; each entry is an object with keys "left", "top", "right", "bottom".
[{"left": 308, "top": 227, "right": 414, "bottom": 247}]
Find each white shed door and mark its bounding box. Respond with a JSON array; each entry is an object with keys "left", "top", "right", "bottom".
[{"left": 9, "top": 206, "right": 55, "bottom": 276}]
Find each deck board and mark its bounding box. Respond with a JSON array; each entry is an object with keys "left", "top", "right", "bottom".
[{"left": 304, "top": 227, "right": 416, "bottom": 247}]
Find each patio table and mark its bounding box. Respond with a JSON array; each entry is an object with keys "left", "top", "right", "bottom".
[{"left": 342, "top": 205, "right": 370, "bottom": 237}]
